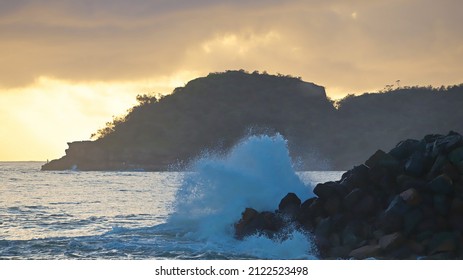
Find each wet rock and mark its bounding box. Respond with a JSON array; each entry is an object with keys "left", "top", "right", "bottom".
[
  {"left": 442, "top": 163, "right": 461, "bottom": 182},
  {"left": 365, "top": 150, "right": 399, "bottom": 170},
  {"left": 427, "top": 174, "right": 454, "bottom": 194},
  {"left": 296, "top": 197, "right": 317, "bottom": 228},
  {"left": 405, "top": 151, "right": 426, "bottom": 177},
  {"left": 313, "top": 182, "right": 346, "bottom": 200},
  {"left": 278, "top": 192, "right": 301, "bottom": 219},
  {"left": 403, "top": 207, "right": 423, "bottom": 235},
  {"left": 323, "top": 196, "right": 341, "bottom": 216},
  {"left": 352, "top": 194, "right": 376, "bottom": 217},
  {"left": 428, "top": 232, "right": 458, "bottom": 255},
  {"left": 339, "top": 164, "right": 369, "bottom": 188},
  {"left": 234, "top": 131, "right": 463, "bottom": 259},
  {"left": 343, "top": 188, "right": 363, "bottom": 210},
  {"left": 315, "top": 217, "right": 332, "bottom": 237},
  {"left": 389, "top": 139, "right": 420, "bottom": 160},
  {"left": 449, "top": 147, "right": 463, "bottom": 165},
  {"left": 328, "top": 245, "right": 353, "bottom": 259},
  {"left": 399, "top": 188, "right": 421, "bottom": 206},
  {"left": 234, "top": 208, "right": 283, "bottom": 239},
  {"left": 433, "top": 194, "right": 450, "bottom": 216},
  {"left": 428, "top": 154, "right": 449, "bottom": 178},
  {"left": 349, "top": 245, "right": 382, "bottom": 259},
  {"left": 431, "top": 132, "right": 463, "bottom": 157},
  {"left": 341, "top": 226, "right": 359, "bottom": 247},
  {"left": 379, "top": 196, "right": 408, "bottom": 233},
  {"left": 235, "top": 209, "right": 257, "bottom": 239},
  {"left": 379, "top": 232, "right": 405, "bottom": 251}
]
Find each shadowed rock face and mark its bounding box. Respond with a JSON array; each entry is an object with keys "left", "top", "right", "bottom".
[
  {"left": 235, "top": 131, "right": 463, "bottom": 259},
  {"left": 42, "top": 71, "right": 463, "bottom": 171}
]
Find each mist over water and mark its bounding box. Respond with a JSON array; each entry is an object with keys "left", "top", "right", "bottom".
[{"left": 166, "top": 134, "right": 317, "bottom": 259}]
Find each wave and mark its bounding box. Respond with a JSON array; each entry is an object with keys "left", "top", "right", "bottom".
[{"left": 164, "top": 134, "right": 318, "bottom": 259}]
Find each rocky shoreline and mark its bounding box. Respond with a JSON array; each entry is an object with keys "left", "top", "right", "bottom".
[{"left": 234, "top": 131, "right": 463, "bottom": 259}]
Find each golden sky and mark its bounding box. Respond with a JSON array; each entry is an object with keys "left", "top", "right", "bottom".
[{"left": 1, "top": 0, "right": 462, "bottom": 160}]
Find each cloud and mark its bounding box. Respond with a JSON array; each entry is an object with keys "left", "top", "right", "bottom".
[
  {"left": 1, "top": 0, "right": 462, "bottom": 160},
  {"left": 0, "top": 0, "right": 462, "bottom": 94}
]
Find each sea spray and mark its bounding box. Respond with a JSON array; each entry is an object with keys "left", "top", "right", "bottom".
[{"left": 167, "top": 134, "right": 318, "bottom": 258}]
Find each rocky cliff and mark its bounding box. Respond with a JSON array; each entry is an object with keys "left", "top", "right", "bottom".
[{"left": 41, "top": 70, "right": 463, "bottom": 171}]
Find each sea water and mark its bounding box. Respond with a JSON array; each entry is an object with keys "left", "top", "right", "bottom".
[{"left": 0, "top": 135, "right": 343, "bottom": 259}]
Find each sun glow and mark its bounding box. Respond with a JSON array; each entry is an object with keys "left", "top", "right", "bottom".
[{"left": 0, "top": 73, "right": 197, "bottom": 161}]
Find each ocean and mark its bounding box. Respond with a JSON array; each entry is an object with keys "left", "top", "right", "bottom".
[{"left": 0, "top": 135, "right": 343, "bottom": 259}]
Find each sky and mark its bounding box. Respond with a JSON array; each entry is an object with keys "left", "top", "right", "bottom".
[{"left": 1, "top": 0, "right": 462, "bottom": 161}]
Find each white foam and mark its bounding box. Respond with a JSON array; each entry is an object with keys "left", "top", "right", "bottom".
[{"left": 167, "top": 134, "right": 318, "bottom": 259}]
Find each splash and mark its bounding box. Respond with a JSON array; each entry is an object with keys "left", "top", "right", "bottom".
[{"left": 167, "top": 134, "right": 317, "bottom": 259}]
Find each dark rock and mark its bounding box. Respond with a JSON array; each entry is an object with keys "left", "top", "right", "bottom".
[
  {"left": 328, "top": 245, "right": 353, "bottom": 259},
  {"left": 234, "top": 131, "right": 463, "bottom": 259},
  {"left": 323, "top": 196, "right": 341, "bottom": 216},
  {"left": 396, "top": 174, "right": 427, "bottom": 193},
  {"left": 407, "top": 240, "right": 425, "bottom": 255},
  {"left": 431, "top": 133, "right": 463, "bottom": 157},
  {"left": 278, "top": 192, "right": 301, "bottom": 219},
  {"left": 403, "top": 207, "right": 423, "bottom": 235},
  {"left": 428, "top": 232, "right": 458, "bottom": 255},
  {"left": 339, "top": 164, "right": 369, "bottom": 188},
  {"left": 422, "top": 252, "right": 455, "bottom": 260},
  {"left": 343, "top": 188, "right": 364, "bottom": 209},
  {"left": 313, "top": 181, "right": 346, "bottom": 200},
  {"left": 405, "top": 151, "right": 426, "bottom": 177},
  {"left": 315, "top": 217, "right": 332, "bottom": 237},
  {"left": 296, "top": 197, "right": 317, "bottom": 228},
  {"left": 385, "top": 246, "right": 414, "bottom": 259},
  {"left": 389, "top": 139, "right": 420, "bottom": 160},
  {"left": 428, "top": 154, "right": 449, "bottom": 178},
  {"left": 427, "top": 174, "right": 454, "bottom": 194},
  {"left": 385, "top": 195, "right": 409, "bottom": 216},
  {"left": 365, "top": 150, "right": 399, "bottom": 170},
  {"left": 442, "top": 163, "right": 461, "bottom": 182},
  {"left": 234, "top": 209, "right": 284, "bottom": 239},
  {"left": 379, "top": 232, "right": 405, "bottom": 251},
  {"left": 379, "top": 196, "right": 409, "bottom": 233},
  {"left": 449, "top": 147, "right": 463, "bottom": 166},
  {"left": 450, "top": 197, "right": 463, "bottom": 213},
  {"left": 368, "top": 165, "right": 397, "bottom": 193},
  {"left": 424, "top": 134, "right": 443, "bottom": 144},
  {"left": 341, "top": 223, "right": 362, "bottom": 247},
  {"left": 353, "top": 194, "right": 376, "bottom": 217},
  {"left": 449, "top": 214, "right": 463, "bottom": 232},
  {"left": 433, "top": 194, "right": 450, "bottom": 216},
  {"left": 349, "top": 244, "right": 382, "bottom": 259},
  {"left": 399, "top": 188, "right": 421, "bottom": 206},
  {"left": 235, "top": 208, "right": 258, "bottom": 239}
]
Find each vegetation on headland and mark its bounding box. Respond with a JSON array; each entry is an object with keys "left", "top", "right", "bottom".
[{"left": 42, "top": 70, "right": 463, "bottom": 171}]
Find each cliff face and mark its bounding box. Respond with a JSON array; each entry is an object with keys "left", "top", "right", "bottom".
[{"left": 41, "top": 71, "right": 463, "bottom": 171}]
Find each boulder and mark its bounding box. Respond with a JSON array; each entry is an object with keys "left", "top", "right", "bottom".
[
  {"left": 234, "top": 131, "right": 463, "bottom": 260},
  {"left": 405, "top": 151, "right": 426, "bottom": 177},
  {"left": 234, "top": 208, "right": 284, "bottom": 239},
  {"left": 399, "top": 188, "right": 421, "bottom": 206},
  {"left": 365, "top": 150, "right": 399, "bottom": 170},
  {"left": 389, "top": 139, "right": 420, "bottom": 160},
  {"left": 403, "top": 207, "right": 423, "bottom": 235},
  {"left": 313, "top": 182, "right": 347, "bottom": 200},
  {"left": 343, "top": 188, "right": 364, "bottom": 209},
  {"left": 428, "top": 232, "right": 458, "bottom": 255},
  {"left": 427, "top": 174, "right": 454, "bottom": 194},
  {"left": 349, "top": 245, "right": 382, "bottom": 259},
  {"left": 339, "top": 164, "right": 369, "bottom": 188},
  {"left": 278, "top": 192, "right": 301, "bottom": 219},
  {"left": 352, "top": 194, "right": 376, "bottom": 217},
  {"left": 449, "top": 147, "right": 463, "bottom": 166}
]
